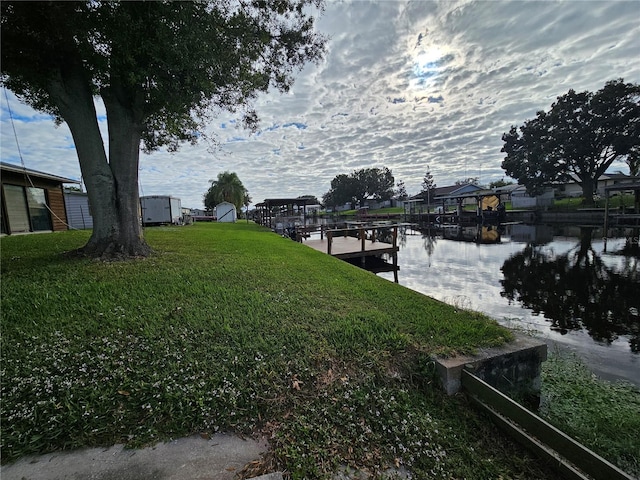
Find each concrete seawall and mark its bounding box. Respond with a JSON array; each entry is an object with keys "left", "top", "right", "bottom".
[{"left": 434, "top": 334, "right": 547, "bottom": 404}]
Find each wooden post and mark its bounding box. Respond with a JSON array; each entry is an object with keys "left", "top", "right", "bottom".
[
  {"left": 603, "top": 191, "right": 610, "bottom": 252},
  {"left": 327, "top": 230, "right": 332, "bottom": 255},
  {"left": 393, "top": 226, "right": 398, "bottom": 283},
  {"left": 320, "top": 224, "right": 324, "bottom": 240},
  {"left": 393, "top": 255, "right": 398, "bottom": 283},
  {"left": 360, "top": 227, "right": 365, "bottom": 251}
]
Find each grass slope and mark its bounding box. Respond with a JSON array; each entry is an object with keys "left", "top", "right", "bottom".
[{"left": 3, "top": 223, "right": 562, "bottom": 478}]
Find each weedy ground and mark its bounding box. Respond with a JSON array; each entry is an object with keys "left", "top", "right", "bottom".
[
  {"left": 0, "top": 222, "right": 632, "bottom": 478},
  {"left": 540, "top": 352, "right": 640, "bottom": 478}
]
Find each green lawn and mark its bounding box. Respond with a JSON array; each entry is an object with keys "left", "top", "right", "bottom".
[
  {"left": 552, "top": 193, "right": 636, "bottom": 210},
  {"left": 0, "top": 223, "right": 611, "bottom": 478}
]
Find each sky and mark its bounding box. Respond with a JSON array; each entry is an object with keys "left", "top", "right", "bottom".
[{"left": 1, "top": 0, "right": 639, "bottom": 210}]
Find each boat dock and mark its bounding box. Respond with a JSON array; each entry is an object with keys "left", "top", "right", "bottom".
[{"left": 301, "top": 225, "right": 399, "bottom": 282}]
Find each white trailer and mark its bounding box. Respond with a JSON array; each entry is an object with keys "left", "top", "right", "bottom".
[{"left": 140, "top": 196, "right": 182, "bottom": 225}]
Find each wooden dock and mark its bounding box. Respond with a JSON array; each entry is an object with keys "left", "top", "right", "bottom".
[{"left": 302, "top": 226, "right": 399, "bottom": 282}]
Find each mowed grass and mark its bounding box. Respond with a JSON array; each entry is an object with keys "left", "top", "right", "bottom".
[{"left": 2, "top": 222, "right": 566, "bottom": 478}]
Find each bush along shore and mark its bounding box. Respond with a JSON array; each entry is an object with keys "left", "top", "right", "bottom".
[{"left": 0, "top": 222, "right": 634, "bottom": 478}]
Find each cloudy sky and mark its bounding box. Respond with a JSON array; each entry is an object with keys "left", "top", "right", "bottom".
[{"left": 2, "top": 0, "right": 639, "bottom": 209}]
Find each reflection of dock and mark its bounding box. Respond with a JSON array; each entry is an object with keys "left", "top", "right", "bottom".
[{"left": 303, "top": 226, "right": 399, "bottom": 282}]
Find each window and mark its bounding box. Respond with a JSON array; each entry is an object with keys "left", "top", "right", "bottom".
[
  {"left": 26, "top": 187, "right": 52, "bottom": 231},
  {"left": 2, "top": 184, "right": 52, "bottom": 233}
]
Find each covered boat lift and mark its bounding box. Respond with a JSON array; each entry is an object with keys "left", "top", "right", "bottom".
[
  {"left": 255, "top": 197, "right": 310, "bottom": 232},
  {"left": 427, "top": 187, "right": 514, "bottom": 224}
]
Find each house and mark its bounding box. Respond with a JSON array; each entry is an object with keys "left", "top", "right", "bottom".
[
  {"left": 215, "top": 201, "right": 237, "bottom": 222},
  {"left": 556, "top": 172, "right": 640, "bottom": 198},
  {"left": 406, "top": 183, "right": 483, "bottom": 213},
  {"left": 1, "top": 162, "right": 80, "bottom": 235},
  {"left": 510, "top": 185, "right": 554, "bottom": 209}
]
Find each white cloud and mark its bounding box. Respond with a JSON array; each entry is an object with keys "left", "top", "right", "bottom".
[{"left": 1, "top": 0, "right": 638, "bottom": 208}]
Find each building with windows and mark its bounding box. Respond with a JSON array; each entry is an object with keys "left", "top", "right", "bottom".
[{"left": 1, "top": 162, "right": 80, "bottom": 235}]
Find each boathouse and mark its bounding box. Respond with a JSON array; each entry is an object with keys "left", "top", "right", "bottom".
[{"left": 255, "top": 197, "right": 310, "bottom": 231}]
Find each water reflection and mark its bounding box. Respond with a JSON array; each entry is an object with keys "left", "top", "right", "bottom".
[
  {"left": 500, "top": 227, "right": 640, "bottom": 352},
  {"left": 373, "top": 224, "right": 640, "bottom": 385},
  {"left": 442, "top": 224, "right": 503, "bottom": 244}
]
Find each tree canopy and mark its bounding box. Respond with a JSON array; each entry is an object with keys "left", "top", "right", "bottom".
[
  {"left": 394, "top": 180, "right": 408, "bottom": 201},
  {"left": 501, "top": 79, "right": 640, "bottom": 205},
  {"left": 204, "top": 171, "right": 248, "bottom": 212},
  {"left": 1, "top": 0, "right": 325, "bottom": 257},
  {"left": 297, "top": 194, "right": 320, "bottom": 205},
  {"left": 454, "top": 177, "right": 478, "bottom": 186},
  {"left": 489, "top": 179, "right": 513, "bottom": 189},
  {"left": 322, "top": 167, "right": 394, "bottom": 209}
]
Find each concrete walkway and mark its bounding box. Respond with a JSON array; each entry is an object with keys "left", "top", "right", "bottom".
[{"left": 1, "top": 433, "right": 282, "bottom": 480}]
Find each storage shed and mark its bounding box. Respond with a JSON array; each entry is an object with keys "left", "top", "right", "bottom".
[
  {"left": 1, "top": 162, "right": 79, "bottom": 235},
  {"left": 215, "top": 202, "right": 237, "bottom": 222},
  {"left": 64, "top": 189, "right": 94, "bottom": 230}
]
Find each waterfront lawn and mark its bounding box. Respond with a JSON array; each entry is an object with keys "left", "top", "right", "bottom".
[
  {"left": 552, "top": 193, "right": 636, "bottom": 210},
  {"left": 2, "top": 223, "right": 561, "bottom": 478}
]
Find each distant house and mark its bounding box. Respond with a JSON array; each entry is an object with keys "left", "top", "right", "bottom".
[
  {"left": 362, "top": 199, "right": 392, "bottom": 210},
  {"left": 215, "top": 201, "right": 237, "bottom": 222},
  {"left": 305, "top": 204, "right": 322, "bottom": 215},
  {"left": 64, "top": 188, "right": 93, "bottom": 230},
  {"left": 1, "top": 162, "right": 80, "bottom": 235},
  {"left": 407, "top": 183, "right": 483, "bottom": 213},
  {"left": 510, "top": 186, "right": 554, "bottom": 209},
  {"left": 556, "top": 172, "right": 640, "bottom": 198}
]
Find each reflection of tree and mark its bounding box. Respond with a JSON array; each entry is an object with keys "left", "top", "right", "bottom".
[
  {"left": 397, "top": 226, "right": 407, "bottom": 249},
  {"left": 619, "top": 229, "right": 640, "bottom": 258},
  {"left": 501, "top": 228, "right": 640, "bottom": 352},
  {"left": 420, "top": 228, "right": 437, "bottom": 266}
]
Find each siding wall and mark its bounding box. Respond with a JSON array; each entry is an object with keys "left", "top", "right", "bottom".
[
  {"left": 47, "top": 187, "right": 68, "bottom": 232},
  {"left": 64, "top": 193, "right": 94, "bottom": 229}
]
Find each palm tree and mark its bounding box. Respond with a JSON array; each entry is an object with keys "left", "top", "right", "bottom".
[{"left": 204, "top": 171, "right": 247, "bottom": 212}]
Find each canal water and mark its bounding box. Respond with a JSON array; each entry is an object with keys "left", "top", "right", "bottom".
[{"left": 368, "top": 223, "right": 640, "bottom": 387}]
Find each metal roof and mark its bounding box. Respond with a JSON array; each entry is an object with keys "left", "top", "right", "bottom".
[
  {"left": 435, "top": 188, "right": 508, "bottom": 201},
  {"left": 604, "top": 182, "right": 640, "bottom": 192},
  {"left": 256, "top": 198, "right": 310, "bottom": 207},
  {"left": 1, "top": 162, "right": 80, "bottom": 184}
]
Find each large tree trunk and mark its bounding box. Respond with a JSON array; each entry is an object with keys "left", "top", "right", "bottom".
[
  {"left": 48, "top": 63, "right": 150, "bottom": 259},
  {"left": 580, "top": 177, "right": 596, "bottom": 207},
  {"left": 96, "top": 84, "right": 151, "bottom": 258}
]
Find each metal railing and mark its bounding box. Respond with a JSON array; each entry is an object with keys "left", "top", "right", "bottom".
[{"left": 461, "top": 369, "right": 633, "bottom": 480}]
